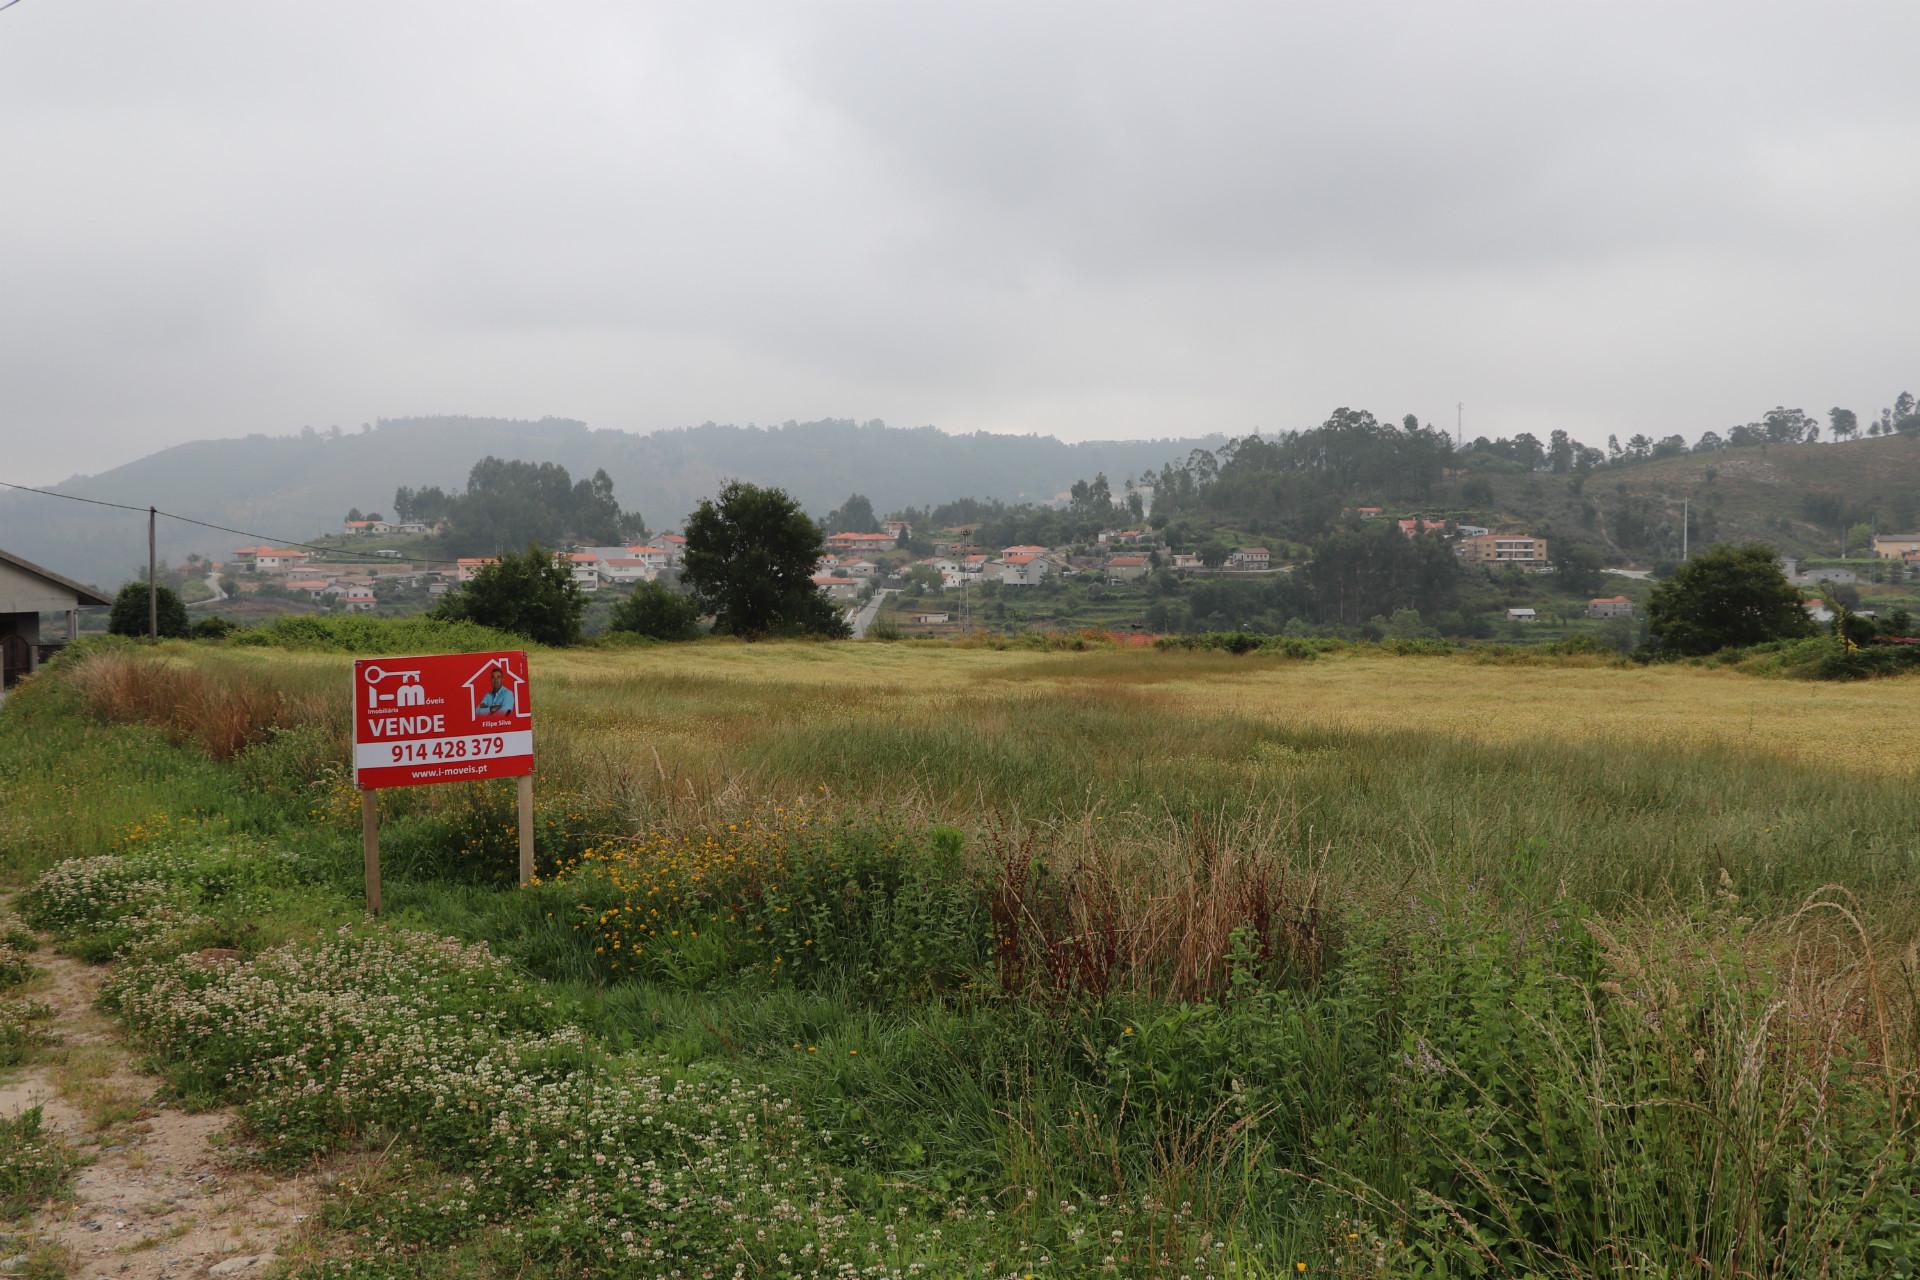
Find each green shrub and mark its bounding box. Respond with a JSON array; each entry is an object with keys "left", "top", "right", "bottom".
[
  {"left": 0, "top": 1003, "right": 57, "bottom": 1069},
  {"left": 605, "top": 580, "right": 701, "bottom": 641},
  {"left": 0, "top": 1108, "right": 73, "bottom": 1220},
  {"left": 107, "top": 582, "right": 190, "bottom": 639},
  {"left": 229, "top": 614, "right": 528, "bottom": 654},
  {"left": 190, "top": 615, "right": 239, "bottom": 640}
]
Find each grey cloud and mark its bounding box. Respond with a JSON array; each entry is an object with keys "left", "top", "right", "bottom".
[{"left": 2, "top": 0, "right": 1917, "bottom": 484}]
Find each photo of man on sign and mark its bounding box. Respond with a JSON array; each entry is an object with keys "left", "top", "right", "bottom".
[
  {"left": 462, "top": 656, "right": 528, "bottom": 722},
  {"left": 478, "top": 667, "right": 516, "bottom": 715}
]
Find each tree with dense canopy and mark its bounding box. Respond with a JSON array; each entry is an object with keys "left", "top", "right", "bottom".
[
  {"left": 433, "top": 459, "right": 644, "bottom": 555},
  {"left": 434, "top": 544, "right": 585, "bottom": 646},
  {"left": 682, "top": 482, "right": 850, "bottom": 639},
  {"left": 107, "top": 582, "right": 189, "bottom": 638},
  {"left": 823, "top": 493, "right": 879, "bottom": 534},
  {"left": 1645, "top": 543, "right": 1811, "bottom": 656}
]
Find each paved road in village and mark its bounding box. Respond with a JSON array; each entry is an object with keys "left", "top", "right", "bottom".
[{"left": 849, "top": 588, "right": 895, "bottom": 639}]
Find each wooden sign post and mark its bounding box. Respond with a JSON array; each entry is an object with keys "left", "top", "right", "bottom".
[{"left": 351, "top": 651, "right": 537, "bottom": 913}]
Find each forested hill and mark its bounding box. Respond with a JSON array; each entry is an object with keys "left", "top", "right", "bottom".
[
  {"left": 1149, "top": 412, "right": 1920, "bottom": 565},
  {"left": 0, "top": 417, "right": 1221, "bottom": 589},
  {"left": 1472, "top": 432, "right": 1920, "bottom": 562}
]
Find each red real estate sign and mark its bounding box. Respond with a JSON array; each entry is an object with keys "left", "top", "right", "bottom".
[{"left": 352, "top": 651, "right": 534, "bottom": 790}]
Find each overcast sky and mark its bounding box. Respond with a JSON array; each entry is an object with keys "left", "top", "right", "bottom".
[{"left": 4, "top": 1, "right": 1918, "bottom": 484}]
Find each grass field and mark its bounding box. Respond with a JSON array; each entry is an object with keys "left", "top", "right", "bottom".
[{"left": 3, "top": 635, "right": 1918, "bottom": 1277}]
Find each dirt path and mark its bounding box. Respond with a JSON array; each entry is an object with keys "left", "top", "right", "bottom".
[{"left": 0, "top": 947, "right": 316, "bottom": 1278}]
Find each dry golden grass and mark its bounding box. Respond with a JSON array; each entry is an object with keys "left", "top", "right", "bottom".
[{"left": 527, "top": 644, "right": 1920, "bottom": 777}]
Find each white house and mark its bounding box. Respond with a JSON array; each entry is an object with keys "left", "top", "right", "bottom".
[
  {"left": 598, "top": 557, "right": 659, "bottom": 586},
  {"left": 561, "top": 551, "right": 603, "bottom": 592},
  {"left": 1227, "top": 547, "right": 1270, "bottom": 570},
  {"left": 1105, "top": 555, "right": 1150, "bottom": 583},
  {"left": 842, "top": 560, "right": 879, "bottom": 579},
  {"left": 998, "top": 554, "right": 1053, "bottom": 586},
  {"left": 623, "top": 546, "right": 671, "bottom": 571},
  {"left": 253, "top": 548, "right": 312, "bottom": 574},
  {"left": 1506, "top": 607, "right": 1538, "bottom": 622},
  {"left": 1169, "top": 552, "right": 1202, "bottom": 571}
]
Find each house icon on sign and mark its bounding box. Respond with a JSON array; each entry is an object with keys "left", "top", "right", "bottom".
[{"left": 462, "top": 657, "right": 527, "bottom": 719}]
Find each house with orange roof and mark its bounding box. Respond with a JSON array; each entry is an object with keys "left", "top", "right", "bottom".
[
  {"left": 1105, "top": 554, "right": 1150, "bottom": 583},
  {"left": 997, "top": 553, "right": 1054, "bottom": 586},
  {"left": 826, "top": 531, "right": 897, "bottom": 552},
  {"left": 456, "top": 557, "right": 498, "bottom": 583},
  {"left": 252, "top": 548, "right": 311, "bottom": 574},
  {"left": 1586, "top": 595, "right": 1634, "bottom": 619},
  {"left": 557, "top": 551, "right": 603, "bottom": 592}
]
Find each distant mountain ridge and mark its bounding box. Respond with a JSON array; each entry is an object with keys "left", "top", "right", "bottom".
[{"left": 0, "top": 417, "right": 1224, "bottom": 589}]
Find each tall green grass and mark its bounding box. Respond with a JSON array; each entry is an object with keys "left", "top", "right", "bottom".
[{"left": 5, "top": 641, "right": 1919, "bottom": 1276}]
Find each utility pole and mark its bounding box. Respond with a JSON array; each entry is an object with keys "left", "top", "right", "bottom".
[{"left": 148, "top": 506, "right": 158, "bottom": 638}]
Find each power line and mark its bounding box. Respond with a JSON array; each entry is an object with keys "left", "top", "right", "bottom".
[{"left": 0, "top": 478, "right": 465, "bottom": 569}]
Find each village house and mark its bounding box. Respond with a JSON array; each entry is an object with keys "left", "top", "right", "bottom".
[
  {"left": 455, "top": 557, "right": 498, "bottom": 583},
  {"left": 1459, "top": 534, "right": 1549, "bottom": 566},
  {"left": 812, "top": 574, "right": 860, "bottom": 602},
  {"left": 1227, "top": 547, "right": 1270, "bottom": 570},
  {"left": 826, "top": 531, "right": 896, "bottom": 553},
  {"left": 1098, "top": 529, "right": 1150, "bottom": 546},
  {"left": 326, "top": 582, "right": 377, "bottom": 612},
  {"left": 1506, "top": 607, "right": 1538, "bottom": 622},
  {"left": 1780, "top": 558, "right": 1858, "bottom": 586},
  {"left": 622, "top": 545, "right": 671, "bottom": 571},
  {"left": 1586, "top": 595, "right": 1634, "bottom": 619},
  {"left": 1455, "top": 524, "right": 1490, "bottom": 538},
  {"left": 1, "top": 548, "right": 109, "bottom": 689},
  {"left": 657, "top": 533, "right": 687, "bottom": 564},
  {"left": 911, "top": 612, "right": 950, "bottom": 624},
  {"left": 1104, "top": 554, "right": 1150, "bottom": 583},
  {"left": 343, "top": 519, "right": 396, "bottom": 535},
  {"left": 1347, "top": 506, "right": 1384, "bottom": 518},
  {"left": 560, "top": 551, "right": 603, "bottom": 592},
  {"left": 251, "top": 548, "right": 312, "bottom": 574},
  {"left": 882, "top": 520, "right": 913, "bottom": 540},
  {"left": 284, "top": 576, "right": 332, "bottom": 598},
  {"left": 1169, "top": 552, "right": 1202, "bottom": 571},
  {"left": 842, "top": 560, "right": 878, "bottom": 580},
  {"left": 1869, "top": 533, "right": 1920, "bottom": 560},
  {"left": 1397, "top": 518, "right": 1448, "bottom": 538},
  {"left": 997, "top": 554, "right": 1053, "bottom": 586},
  {"left": 597, "top": 557, "right": 660, "bottom": 586}
]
